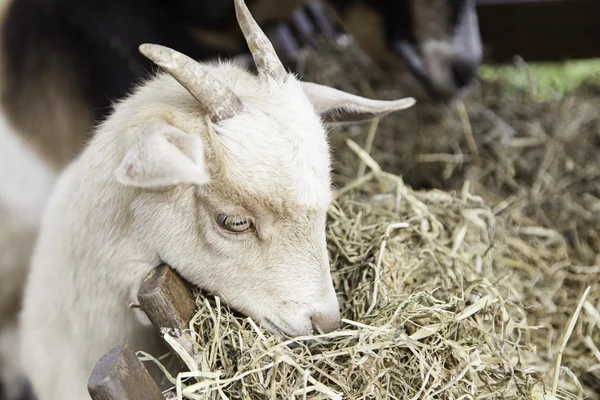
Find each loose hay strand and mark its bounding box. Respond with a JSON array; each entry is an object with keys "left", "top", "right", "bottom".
[
  {"left": 455, "top": 100, "right": 481, "bottom": 168},
  {"left": 356, "top": 118, "right": 381, "bottom": 178},
  {"left": 551, "top": 286, "right": 591, "bottom": 396}
]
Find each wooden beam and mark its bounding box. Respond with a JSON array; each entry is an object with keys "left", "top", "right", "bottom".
[
  {"left": 137, "top": 265, "right": 196, "bottom": 332},
  {"left": 476, "top": 0, "right": 600, "bottom": 63},
  {"left": 137, "top": 265, "right": 202, "bottom": 369},
  {"left": 87, "top": 344, "right": 165, "bottom": 400}
]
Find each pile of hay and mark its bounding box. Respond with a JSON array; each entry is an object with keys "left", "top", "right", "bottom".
[{"left": 148, "top": 41, "right": 600, "bottom": 399}]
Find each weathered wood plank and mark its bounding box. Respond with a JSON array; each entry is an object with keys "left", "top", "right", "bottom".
[
  {"left": 137, "top": 265, "right": 196, "bottom": 331},
  {"left": 137, "top": 265, "right": 202, "bottom": 370},
  {"left": 476, "top": 0, "right": 600, "bottom": 63},
  {"left": 87, "top": 344, "right": 165, "bottom": 400}
]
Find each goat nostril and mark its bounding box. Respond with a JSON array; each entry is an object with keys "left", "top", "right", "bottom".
[
  {"left": 451, "top": 60, "right": 477, "bottom": 90},
  {"left": 311, "top": 309, "right": 341, "bottom": 333}
]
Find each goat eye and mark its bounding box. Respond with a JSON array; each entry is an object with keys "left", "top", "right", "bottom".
[{"left": 216, "top": 214, "right": 254, "bottom": 233}]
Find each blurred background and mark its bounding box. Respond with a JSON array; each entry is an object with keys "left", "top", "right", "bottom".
[{"left": 0, "top": 0, "right": 599, "bottom": 399}]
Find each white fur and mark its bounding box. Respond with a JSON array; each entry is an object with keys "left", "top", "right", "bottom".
[
  {"left": 0, "top": 111, "right": 57, "bottom": 400},
  {"left": 19, "top": 58, "right": 413, "bottom": 400},
  {"left": 0, "top": 113, "right": 57, "bottom": 227}
]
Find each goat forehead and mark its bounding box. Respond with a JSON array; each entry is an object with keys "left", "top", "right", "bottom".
[
  {"left": 215, "top": 119, "right": 332, "bottom": 210},
  {"left": 131, "top": 63, "right": 332, "bottom": 209},
  {"left": 214, "top": 77, "right": 332, "bottom": 210}
]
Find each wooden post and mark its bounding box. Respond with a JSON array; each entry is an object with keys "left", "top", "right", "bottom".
[
  {"left": 137, "top": 265, "right": 202, "bottom": 369},
  {"left": 87, "top": 344, "right": 165, "bottom": 400}
]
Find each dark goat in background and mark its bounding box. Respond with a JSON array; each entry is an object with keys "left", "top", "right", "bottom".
[
  {"left": 269, "top": 0, "right": 482, "bottom": 101},
  {"left": 0, "top": 0, "right": 482, "bottom": 170},
  {"left": 332, "top": 0, "right": 482, "bottom": 100}
]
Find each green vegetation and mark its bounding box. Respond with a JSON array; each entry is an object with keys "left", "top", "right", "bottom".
[{"left": 479, "top": 58, "right": 600, "bottom": 100}]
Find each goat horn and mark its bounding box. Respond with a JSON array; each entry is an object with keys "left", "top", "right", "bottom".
[
  {"left": 139, "top": 44, "right": 243, "bottom": 123},
  {"left": 234, "top": 0, "right": 287, "bottom": 82}
]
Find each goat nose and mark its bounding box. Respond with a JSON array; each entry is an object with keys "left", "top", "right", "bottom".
[
  {"left": 311, "top": 306, "right": 341, "bottom": 333},
  {"left": 451, "top": 59, "right": 478, "bottom": 90}
]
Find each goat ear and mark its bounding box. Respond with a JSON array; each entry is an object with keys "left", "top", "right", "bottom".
[
  {"left": 115, "top": 121, "right": 210, "bottom": 189},
  {"left": 301, "top": 81, "right": 416, "bottom": 126}
]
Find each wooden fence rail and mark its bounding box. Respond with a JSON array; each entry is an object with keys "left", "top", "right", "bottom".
[
  {"left": 87, "top": 266, "right": 198, "bottom": 400},
  {"left": 87, "top": 345, "right": 165, "bottom": 400}
]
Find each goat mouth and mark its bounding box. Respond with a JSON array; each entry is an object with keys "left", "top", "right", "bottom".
[
  {"left": 264, "top": 319, "right": 304, "bottom": 350},
  {"left": 262, "top": 318, "right": 308, "bottom": 342}
]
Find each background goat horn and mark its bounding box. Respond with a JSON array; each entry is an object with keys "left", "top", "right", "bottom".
[
  {"left": 139, "top": 44, "right": 243, "bottom": 123},
  {"left": 234, "top": 0, "right": 287, "bottom": 82}
]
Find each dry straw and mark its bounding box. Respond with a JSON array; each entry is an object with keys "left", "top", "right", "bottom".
[{"left": 145, "top": 38, "right": 600, "bottom": 399}]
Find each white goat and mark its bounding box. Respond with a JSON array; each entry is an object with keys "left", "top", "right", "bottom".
[{"left": 18, "top": 0, "right": 415, "bottom": 399}]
